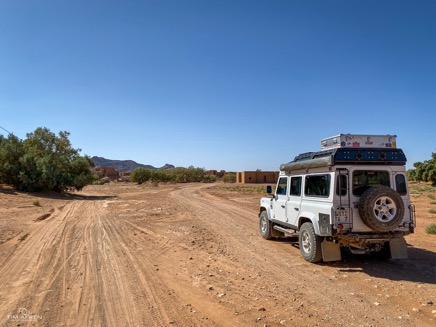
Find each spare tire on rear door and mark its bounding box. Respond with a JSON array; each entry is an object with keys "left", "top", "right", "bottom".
[{"left": 358, "top": 186, "right": 405, "bottom": 232}]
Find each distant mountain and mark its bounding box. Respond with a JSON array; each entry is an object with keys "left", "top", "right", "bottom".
[{"left": 91, "top": 156, "right": 175, "bottom": 173}]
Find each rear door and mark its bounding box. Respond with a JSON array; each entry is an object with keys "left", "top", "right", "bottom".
[{"left": 349, "top": 167, "right": 393, "bottom": 231}]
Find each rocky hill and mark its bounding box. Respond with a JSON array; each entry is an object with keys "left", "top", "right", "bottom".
[{"left": 91, "top": 156, "right": 175, "bottom": 173}]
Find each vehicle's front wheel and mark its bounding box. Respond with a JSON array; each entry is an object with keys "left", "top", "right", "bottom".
[
  {"left": 299, "top": 222, "right": 323, "bottom": 263},
  {"left": 259, "top": 211, "right": 273, "bottom": 240}
]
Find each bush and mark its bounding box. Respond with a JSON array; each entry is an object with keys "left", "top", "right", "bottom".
[
  {"left": 202, "top": 175, "right": 217, "bottom": 183},
  {"left": 131, "top": 167, "right": 152, "bottom": 184},
  {"left": 426, "top": 223, "right": 436, "bottom": 235},
  {"left": 150, "top": 169, "right": 170, "bottom": 183},
  {"left": 223, "top": 173, "right": 236, "bottom": 183}
]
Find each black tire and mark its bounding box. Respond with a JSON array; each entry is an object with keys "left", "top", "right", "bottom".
[
  {"left": 299, "top": 222, "right": 323, "bottom": 263},
  {"left": 358, "top": 186, "right": 404, "bottom": 232},
  {"left": 259, "top": 211, "right": 273, "bottom": 240}
]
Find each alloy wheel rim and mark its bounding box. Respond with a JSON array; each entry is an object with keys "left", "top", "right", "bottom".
[
  {"left": 373, "top": 196, "right": 397, "bottom": 222},
  {"left": 261, "top": 217, "right": 267, "bottom": 233},
  {"left": 301, "top": 231, "right": 311, "bottom": 254}
]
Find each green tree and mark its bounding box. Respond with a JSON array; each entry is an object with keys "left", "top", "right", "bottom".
[
  {"left": 412, "top": 161, "right": 426, "bottom": 182},
  {"left": 131, "top": 167, "right": 152, "bottom": 184},
  {"left": 0, "top": 134, "right": 25, "bottom": 186},
  {"left": 408, "top": 153, "right": 436, "bottom": 186},
  {"left": 422, "top": 153, "right": 436, "bottom": 186},
  {"left": 0, "top": 127, "right": 94, "bottom": 192},
  {"left": 69, "top": 155, "right": 96, "bottom": 190},
  {"left": 406, "top": 169, "right": 416, "bottom": 181},
  {"left": 149, "top": 169, "right": 166, "bottom": 183}
]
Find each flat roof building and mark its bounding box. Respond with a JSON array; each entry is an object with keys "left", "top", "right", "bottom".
[{"left": 236, "top": 171, "right": 279, "bottom": 184}]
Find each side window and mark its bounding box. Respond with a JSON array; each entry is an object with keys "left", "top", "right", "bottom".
[
  {"left": 336, "top": 175, "right": 347, "bottom": 196},
  {"left": 276, "top": 177, "right": 288, "bottom": 196},
  {"left": 290, "top": 177, "right": 302, "bottom": 196},
  {"left": 305, "top": 175, "right": 331, "bottom": 197},
  {"left": 395, "top": 174, "right": 407, "bottom": 195}
]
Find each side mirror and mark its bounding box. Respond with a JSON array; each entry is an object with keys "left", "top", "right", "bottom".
[{"left": 266, "top": 185, "right": 272, "bottom": 194}]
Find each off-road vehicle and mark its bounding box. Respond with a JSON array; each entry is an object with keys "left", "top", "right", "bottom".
[{"left": 259, "top": 134, "right": 415, "bottom": 263}]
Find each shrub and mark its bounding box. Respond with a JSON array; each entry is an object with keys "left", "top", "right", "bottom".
[
  {"left": 202, "top": 175, "right": 217, "bottom": 183},
  {"left": 223, "top": 173, "right": 236, "bottom": 183},
  {"left": 150, "top": 170, "right": 169, "bottom": 183},
  {"left": 426, "top": 223, "right": 436, "bottom": 235},
  {"left": 131, "top": 167, "right": 152, "bottom": 184},
  {"left": 93, "top": 177, "right": 110, "bottom": 185}
]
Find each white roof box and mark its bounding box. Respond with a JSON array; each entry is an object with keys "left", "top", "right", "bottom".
[{"left": 321, "top": 134, "right": 397, "bottom": 150}]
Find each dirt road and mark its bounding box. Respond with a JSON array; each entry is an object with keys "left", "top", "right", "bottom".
[{"left": 0, "top": 183, "right": 435, "bottom": 326}]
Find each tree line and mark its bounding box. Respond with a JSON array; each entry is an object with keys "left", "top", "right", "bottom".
[
  {"left": 0, "top": 127, "right": 94, "bottom": 192},
  {"left": 130, "top": 167, "right": 237, "bottom": 184},
  {"left": 130, "top": 166, "right": 215, "bottom": 184},
  {"left": 407, "top": 152, "right": 436, "bottom": 186}
]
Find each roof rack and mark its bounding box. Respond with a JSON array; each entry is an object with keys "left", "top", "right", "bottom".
[{"left": 280, "top": 148, "right": 406, "bottom": 171}]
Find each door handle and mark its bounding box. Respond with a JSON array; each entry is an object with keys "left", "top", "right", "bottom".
[
  {"left": 281, "top": 205, "right": 285, "bottom": 208},
  {"left": 294, "top": 207, "right": 299, "bottom": 211}
]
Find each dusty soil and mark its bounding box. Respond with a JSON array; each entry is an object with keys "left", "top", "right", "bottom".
[{"left": 0, "top": 182, "right": 435, "bottom": 326}]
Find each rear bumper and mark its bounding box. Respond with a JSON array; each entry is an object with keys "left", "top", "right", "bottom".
[{"left": 333, "top": 229, "right": 410, "bottom": 242}]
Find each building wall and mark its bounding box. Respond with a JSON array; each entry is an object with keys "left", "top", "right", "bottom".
[
  {"left": 92, "top": 166, "right": 119, "bottom": 180},
  {"left": 236, "top": 171, "right": 279, "bottom": 184}
]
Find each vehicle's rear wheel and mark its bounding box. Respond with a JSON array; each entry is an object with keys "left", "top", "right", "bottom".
[
  {"left": 259, "top": 211, "right": 273, "bottom": 240},
  {"left": 358, "top": 186, "right": 404, "bottom": 232},
  {"left": 299, "top": 222, "right": 323, "bottom": 263}
]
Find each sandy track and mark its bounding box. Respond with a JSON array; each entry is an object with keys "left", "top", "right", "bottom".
[{"left": 0, "top": 183, "right": 435, "bottom": 326}]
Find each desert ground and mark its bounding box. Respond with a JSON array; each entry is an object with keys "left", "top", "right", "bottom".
[{"left": 0, "top": 181, "right": 435, "bottom": 326}]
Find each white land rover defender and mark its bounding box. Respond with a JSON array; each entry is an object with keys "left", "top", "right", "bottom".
[{"left": 259, "top": 134, "right": 415, "bottom": 263}]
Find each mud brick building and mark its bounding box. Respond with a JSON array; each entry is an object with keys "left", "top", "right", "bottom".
[
  {"left": 236, "top": 171, "right": 279, "bottom": 184},
  {"left": 92, "top": 166, "right": 119, "bottom": 180}
]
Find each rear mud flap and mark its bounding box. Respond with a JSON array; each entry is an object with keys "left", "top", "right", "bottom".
[
  {"left": 321, "top": 240, "right": 341, "bottom": 262},
  {"left": 389, "top": 238, "right": 408, "bottom": 259}
]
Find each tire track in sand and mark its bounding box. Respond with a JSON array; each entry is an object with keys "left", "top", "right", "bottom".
[{"left": 0, "top": 198, "right": 179, "bottom": 326}]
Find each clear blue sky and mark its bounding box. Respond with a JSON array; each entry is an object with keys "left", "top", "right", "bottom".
[{"left": 1, "top": 0, "right": 435, "bottom": 171}]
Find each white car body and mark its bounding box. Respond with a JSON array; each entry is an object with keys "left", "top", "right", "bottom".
[{"left": 259, "top": 145, "right": 415, "bottom": 263}]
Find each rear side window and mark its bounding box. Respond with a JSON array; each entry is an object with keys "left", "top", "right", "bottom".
[
  {"left": 305, "top": 175, "right": 330, "bottom": 197},
  {"left": 290, "top": 177, "right": 302, "bottom": 196},
  {"left": 395, "top": 174, "right": 407, "bottom": 195},
  {"left": 336, "top": 175, "right": 347, "bottom": 196},
  {"left": 353, "top": 171, "right": 390, "bottom": 196}
]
